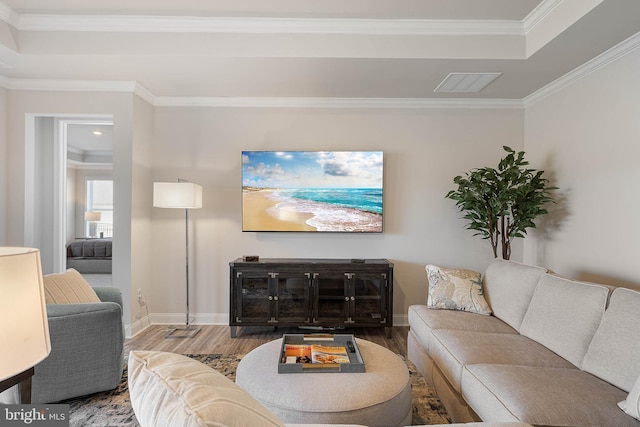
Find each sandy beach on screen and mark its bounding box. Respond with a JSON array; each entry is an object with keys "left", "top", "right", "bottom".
[{"left": 243, "top": 190, "right": 316, "bottom": 232}]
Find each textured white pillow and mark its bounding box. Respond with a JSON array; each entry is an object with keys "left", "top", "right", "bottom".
[
  {"left": 128, "top": 351, "right": 285, "bottom": 427},
  {"left": 426, "top": 265, "right": 491, "bottom": 315},
  {"left": 619, "top": 375, "right": 640, "bottom": 420},
  {"left": 43, "top": 268, "right": 101, "bottom": 304}
]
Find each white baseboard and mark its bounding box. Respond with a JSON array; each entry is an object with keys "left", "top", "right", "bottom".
[
  {"left": 393, "top": 313, "right": 408, "bottom": 326},
  {"left": 126, "top": 312, "right": 409, "bottom": 339}
]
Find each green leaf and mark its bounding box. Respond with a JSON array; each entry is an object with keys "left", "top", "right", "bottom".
[{"left": 446, "top": 145, "right": 557, "bottom": 259}]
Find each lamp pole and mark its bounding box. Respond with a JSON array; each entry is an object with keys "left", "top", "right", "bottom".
[{"left": 184, "top": 206, "right": 191, "bottom": 328}]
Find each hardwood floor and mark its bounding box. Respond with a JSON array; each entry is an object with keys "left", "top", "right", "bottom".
[{"left": 125, "top": 325, "right": 410, "bottom": 357}]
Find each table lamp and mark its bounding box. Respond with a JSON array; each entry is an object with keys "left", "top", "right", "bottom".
[
  {"left": 0, "top": 247, "right": 51, "bottom": 403},
  {"left": 85, "top": 211, "right": 102, "bottom": 238}
]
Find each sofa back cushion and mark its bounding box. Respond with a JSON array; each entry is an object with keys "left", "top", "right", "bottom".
[
  {"left": 519, "top": 274, "right": 609, "bottom": 368},
  {"left": 582, "top": 287, "right": 640, "bottom": 392},
  {"left": 483, "top": 259, "right": 546, "bottom": 331}
]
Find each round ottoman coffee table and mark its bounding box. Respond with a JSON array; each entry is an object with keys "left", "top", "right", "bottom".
[{"left": 236, "top": 337, "right": 412, "bottom": 427}]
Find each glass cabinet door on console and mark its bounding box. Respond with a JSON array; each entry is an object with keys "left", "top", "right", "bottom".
[
  {"left": 275, "top": 273, "right": 311, "bottom": 324},
  {"left": 349, "top": 272, "right": 389, "bottom": 325},
  {"left": 233, "top": 271, "right": 272, "bottom": 324},
  {"left": 313, "top": 273, "right": 349, "bottom": 324}
]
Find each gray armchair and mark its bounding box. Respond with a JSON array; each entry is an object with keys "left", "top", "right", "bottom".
[{"left": 31, "top": 286, "right": 125, "bottom": 403}]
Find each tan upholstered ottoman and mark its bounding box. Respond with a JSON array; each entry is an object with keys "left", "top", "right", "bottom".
[{"left": 236, "top": 337, "right": 412, "bottom": 427}]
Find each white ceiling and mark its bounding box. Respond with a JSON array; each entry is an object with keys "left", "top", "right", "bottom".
[
  {"left": 65, "top": 122, "right": 113, "bottom": 167},
  {"left": 1, "top": 0, "right": 640, "bottom": 102}
]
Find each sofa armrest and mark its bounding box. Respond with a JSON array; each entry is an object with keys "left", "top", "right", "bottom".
[
  {"left": 32, "top": 302, "right": 125, "bottom": 403},
  {"left": 93, "top": 286, "right": 123, "bottom": 307}
]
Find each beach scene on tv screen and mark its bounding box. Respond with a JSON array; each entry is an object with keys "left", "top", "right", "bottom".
[{"left": 242, "top": 151, "right": 383, "bottom": 232}]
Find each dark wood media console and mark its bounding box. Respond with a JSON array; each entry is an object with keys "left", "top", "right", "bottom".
[{"left": 229, "top": 258, "right": 394, "bottom": 338}]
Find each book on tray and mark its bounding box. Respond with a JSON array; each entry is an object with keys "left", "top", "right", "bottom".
[{"left": 284, "top": 344, "right": 350, "bottom": 364}]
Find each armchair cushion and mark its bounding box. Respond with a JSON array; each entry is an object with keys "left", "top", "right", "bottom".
[{"left": 43, "top": 268, "right": 100, "bottom": 304}]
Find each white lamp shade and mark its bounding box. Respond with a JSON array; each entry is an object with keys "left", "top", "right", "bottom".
[
  {"left": 153, "top": 182, "right": 203, "bottom": 209},
  {"left": 84, "top": 211, "right": 102, "bottom": 222},
  {"left": 0, "top": 247, "right": 51, "bottom": 382}
]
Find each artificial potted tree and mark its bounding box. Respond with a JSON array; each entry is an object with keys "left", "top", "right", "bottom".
[{"left": 446, "top": 146, "right": 555, "bottom": 260}]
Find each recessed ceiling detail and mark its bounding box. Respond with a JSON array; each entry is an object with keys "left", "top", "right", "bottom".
[
  {"left": 434, "top": 72, "right": 502, "bottom": 93},
  {"left": 0, "top": 0, "right": 637, "bottom": 102}
]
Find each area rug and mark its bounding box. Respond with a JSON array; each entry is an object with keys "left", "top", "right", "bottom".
[{"left": 63, "top": 354, "right": 451, "bottom": 426}]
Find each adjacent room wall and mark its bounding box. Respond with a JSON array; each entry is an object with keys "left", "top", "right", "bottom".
[
  {"left": 151, "top": 106, "right": 525, "bottom": 325},
  {"left": 524, "top": 43, "right": 640, "bottom": 289},
  {"left": 129, "top": 95, "right": 154, "bottom": 335},
  {"left": 4, "top": 90, "right": 142, "bottom": 328},
  {"left": 32, "top": 117, "right": 56, "bottom": 273}
]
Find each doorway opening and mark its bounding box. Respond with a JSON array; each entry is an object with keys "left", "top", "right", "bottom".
[{"left": 24, "top": 115, "right": 114, "bottom": 281}]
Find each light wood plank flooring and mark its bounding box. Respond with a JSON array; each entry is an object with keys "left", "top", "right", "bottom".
[{"left": 125, "top": 325, "right": 410, "bottom": 357}]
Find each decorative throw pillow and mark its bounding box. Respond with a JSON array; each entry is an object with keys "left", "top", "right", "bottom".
[
  {"left": 43, "top": 268, "right": 101, "bottom": 304},
  {"left": 426, "top": 264, "right": 491, "bottom": 315},
  {"left": 619, "top": 375, "right": 640, "bottom": 421},
  {"left": 128, "top": 351, "right": 285, "bottom": 427}
]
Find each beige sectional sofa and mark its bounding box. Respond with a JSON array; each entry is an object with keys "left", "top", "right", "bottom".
[
  {"left": 408, "top": 259, "right": 640, "bottom": 426},
  {"left": 128, "top": 350, "right": 532, "bottom": 427}
]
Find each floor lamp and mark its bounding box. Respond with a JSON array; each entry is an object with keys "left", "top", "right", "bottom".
[
  {"left": 0, "top": 247, "right": 51, "bottom": 403},
  {"left": 153, "top": 180, "right": 203, "bottom": 338}
]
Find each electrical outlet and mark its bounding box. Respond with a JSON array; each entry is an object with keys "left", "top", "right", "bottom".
[{"left": 137, "top": 289, "right": 146, "bottom": 306}]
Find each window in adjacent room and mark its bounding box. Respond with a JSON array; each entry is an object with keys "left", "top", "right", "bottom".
[{"left": 86, "top": 179, "right": 113, "bottom": 238}]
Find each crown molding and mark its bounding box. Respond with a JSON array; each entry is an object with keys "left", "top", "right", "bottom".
[
  {"left": 0, "top": 0, "right": 569, "bottom": 37},
  {"left": 15, "top": 14, "right": 524, "bottom": 36},
  {"left": 2, "top": 78, "right": 137, "bottom": 92},
  {"left": 153, "top": 96, "right": 523, "bottom": 109},
  {"left": 0, "top": 74, "right": 523, "bottom": 108},
  {"left": 0, "top": 1, "right": 18, "bottom": 28},
  {"left": 133, "top": 83, "right": 156, "bottom": 105},
  {"left": 524, "top": 30, "right": 640, "bottom": 107},
  {"left": 523, "top": 0, "right": 564, "bottom": 34}
]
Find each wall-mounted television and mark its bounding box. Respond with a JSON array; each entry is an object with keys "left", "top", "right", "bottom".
[{"left": 242, "top": 151, "right": 383, "bottom": 232}]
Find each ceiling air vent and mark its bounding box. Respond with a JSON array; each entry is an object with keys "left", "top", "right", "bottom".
[{"left": 434, "top": 72, "right": 502, "bottom": 93}]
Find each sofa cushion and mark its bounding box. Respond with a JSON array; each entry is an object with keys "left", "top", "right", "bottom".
[
  {"left": 519, "top": 274, "right": 608, "bottom": 367},
  {"left": 619, "top": 375, "right": 640, "bottom": 421},
  {"left": 582, "top": 287, "right": 640, "bottom": 392},
  {"left": 482, "top": 260, "right": 546, "bottom": 331},
  {"left": 462, "top": 364, "right": 637, "bottom": 426},
  {"left": 128, "top": 350, "right": 285, "bottom": 427},
  {"left": 426, "top": 265, "right": 491, "bottom": 315},
  {"left": 429, "top": 330, "right": 575, "bottom": 392},
  {"left": 408, "top": 305, "right": 516, "bottom": 353},
  {"left": 43, "top": 268, "right": 101, "bottom": 304}
]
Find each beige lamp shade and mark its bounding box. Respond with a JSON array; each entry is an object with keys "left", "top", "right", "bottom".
[
  {"left": 153, "top": 182, "right": 203, "bottom": 209},
  {"left": 0, "top": 247, "right": 51, "bottom": 382},
  {"left": 84, "top": 211, "right": 102, "bottom": 222}
]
